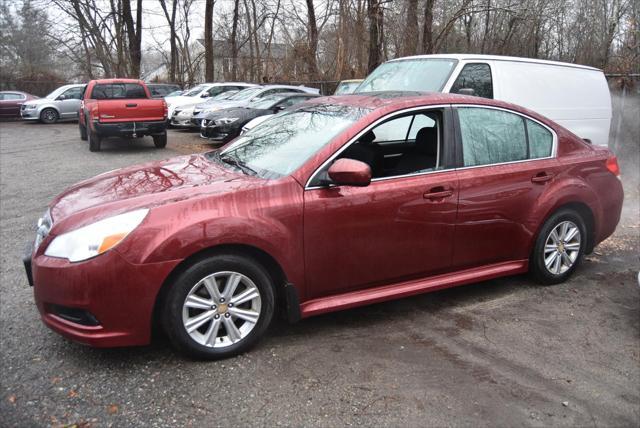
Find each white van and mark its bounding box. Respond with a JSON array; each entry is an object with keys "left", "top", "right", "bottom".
[{"left": 356, "top": 54, "right": 612, "bottom": 146}]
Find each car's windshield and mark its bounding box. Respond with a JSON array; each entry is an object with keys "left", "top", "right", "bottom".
[
  {"left": 356, "top": 58, "right": 457, "bottom": 93},
  {"left": 228, "top": 87, "right": 263, "bottom": 100},
  {"left": 45, "top": 86, "right": 72, "bottom": 100},
  {"left": 216, "top": 104, "right": 370, "bottom": 178},
  {"left": 250, "top": 95, "right": 286, "bottom": 109},
  {"left": 334, "top": 82, "right": 361, "bottom": 95},
  {"left": 184, "top": 85, "right": 207, "bottom": 97}
]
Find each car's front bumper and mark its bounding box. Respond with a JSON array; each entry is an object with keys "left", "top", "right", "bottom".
[
  {"left": 170, "top": 115, "right": 196, "bottom": 128},
  {"left": 94, "top": 120, "right": 167, "bottom": 138},
  {"left": 28, "top": 247, "right": 180, "bottom": 347},
  {"left": 200, "top": 124, "right": 237, "bottom": 143},
  {"left": 20, "top": 109, "right": 39, "bottom": 120}
]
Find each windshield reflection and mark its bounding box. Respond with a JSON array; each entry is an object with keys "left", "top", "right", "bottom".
[{"left": 218, "top": 104, "right": 370, "bottom": 179}]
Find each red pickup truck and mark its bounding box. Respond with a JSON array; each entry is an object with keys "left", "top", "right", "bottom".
[{"left": 79, "top": 79, "right": 168, "bottom": 152}]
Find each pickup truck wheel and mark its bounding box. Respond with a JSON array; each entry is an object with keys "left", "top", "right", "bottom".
[
  {"left": 79, "top": 121, "right": 87, "bottom": 141},
  {"left": 40, "top": 108, "right": 59, "bottom": 124},
  {"left": 162, "top": 254, "right": 275, "bottom": 360},
  {"left": 153, "top": 133, "right": 167, "bottom": 148},
  {"left": 88, "top": 129, "right": 101, "bottom": 152}
]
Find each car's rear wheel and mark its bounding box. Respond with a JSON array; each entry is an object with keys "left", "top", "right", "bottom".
[
  {"left": 40, "top": 108, "right": 58, "bottom": 124},
  {"left": 79, "top": 120, "right": 87, "bottom": 141},
  {"left": 153, "top": 132, "right": 167, "bottom": 148},
  {"left": 531, "top": 209, "right": 586, "bottom": 285},
  {"left": 88, "top": 128, "right": 101, "bottom": 152},
  {"left": 162, "top": 254, "right": 275, "bottom": 359}
]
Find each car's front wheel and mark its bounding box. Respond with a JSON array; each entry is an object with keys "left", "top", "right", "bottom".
[
  {"left": 531, "top": 209, "right": 586, "bottom": 285},
  {"left": 40, "top": 108, "right": 59, "bottom": 124},
  {"left": 162, "top": 254, "right": 275, "bottom": 359}
]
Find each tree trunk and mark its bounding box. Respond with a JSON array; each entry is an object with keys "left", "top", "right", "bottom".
[
  {"left": 122, "top": 0, "right": 142, "bottom": 77},
  {"left": 367, "top": 0, "right": 383, "bottom": 73},
  {"left": 305, "top": 0, "right": 319, "bottom": 78},
  {"left": 204, "top": 0, "right": 215, "bottom": 81},
  {"left": 402, "top": 0, "right": 418, "bottom": 56},
  {"left": 422, "top": 0, "right": 435, "bottom": 54},
  {"left": 230, "top": 0, "right": 240, "bottom": 80}
]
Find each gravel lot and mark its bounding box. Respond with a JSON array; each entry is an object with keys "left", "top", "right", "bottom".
[{"left": 1, "top": 120, "right": 639, "bottom": 427}]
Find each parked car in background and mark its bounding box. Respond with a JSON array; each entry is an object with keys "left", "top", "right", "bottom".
[
  {"left": 201, "top": 93, "right": 320, "bottom": 143},
  {"left": 189, "top": 84, "right": 320, "bottom": 127},
  {"left": 170, "top": 91, "right": 240, "bottom": 128},
  {"left": 166, "top": 90, "right": 184, "bottom": 97},
  {"left": 334, "top": 79, "right": 363, "bottom": 95},
  {"left": 147, "top": 83, "right": 182, "bottom": 98},
  {"left": 357, "top": 54, "right": 612, "bottom": 146},
  {"left": 166, "top": 83, "right": 256, "bottom": 119},
  {"left": 78, "top": 79, "right": 167, "bottom": 152},
  {"left": 20, "top": 84, "right": 86, "bottom": 124},
  {"left": 0, "top": 91, "right": 38, "bottom": 119},
  {"left": 24, "top": 92, "right": 623, "bottom": 360}
]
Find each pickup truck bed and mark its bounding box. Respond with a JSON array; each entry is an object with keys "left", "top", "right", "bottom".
[{"left": 79, "top": 79, "right": 168, "bottom": 152}]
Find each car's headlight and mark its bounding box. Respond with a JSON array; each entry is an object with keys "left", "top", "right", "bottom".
[
  {"left": 44, "top": 209, "right": 148, "bottom": 262},
  {"left": 214, "top": 117, "right": 238, "bottom": 125},
  {"left": 25, "top": 104, "right": 36, "bottom": 109}
]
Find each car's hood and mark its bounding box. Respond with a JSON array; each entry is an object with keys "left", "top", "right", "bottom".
[
  {"left": 201, "top": 105, "right": 266, "bottom": 121},
  {"left": 49, "top": 153, "right": 255, "bottom": 228}
]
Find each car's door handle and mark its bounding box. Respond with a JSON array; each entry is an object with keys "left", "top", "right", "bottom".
[
  {"left": 423, "top": 187, "right": 454, "bottom": 199},
  {"left": 531, "top": 172, "right": 554, "bottom": 184},
  {"left": 126, "top": 103, "right": 137, "bottom": 107}
]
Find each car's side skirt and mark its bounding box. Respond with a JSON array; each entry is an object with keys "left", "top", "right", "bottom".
[{"left": 299, "top": 260, "right": 529, "bottom": 318}]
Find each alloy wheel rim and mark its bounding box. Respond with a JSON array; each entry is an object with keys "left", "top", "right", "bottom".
[
  {"left": 44, "top": 110, "right": 56, "bottom": 122},
  {"left": 182, "top": 271, "right": 262, "bottom": 348},
  {"left": 544, "top": 220, "right": 581, "bottom": 275}
]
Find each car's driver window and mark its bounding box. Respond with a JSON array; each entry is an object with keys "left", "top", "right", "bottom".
[{"left": 335, "top": 110, "right": 443, "bottom": 180}]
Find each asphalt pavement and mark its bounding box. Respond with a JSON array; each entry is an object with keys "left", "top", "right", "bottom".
[{"left": 1, "top": 121, "right": 638, "bottom": 427}]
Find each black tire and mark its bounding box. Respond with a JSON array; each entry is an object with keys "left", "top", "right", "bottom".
[
  {"left": 79, "top": 121, "right": 87, "bottom": 141},
  {"left": 162, "top": 253, "right": 275, "bottom": 360},
  {"left": 88, "top": 128, "right": 101, "bottom": 152},
  {"left": 530, "top": 208, "right": 587, "bottom": 285},
  {"left": 40, "top": 108, "right": 59, "bottom": 124},
  {"left": 153, "top": 132, "right": 167, "bottom": 148}
]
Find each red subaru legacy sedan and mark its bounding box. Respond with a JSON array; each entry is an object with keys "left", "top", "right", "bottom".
[{"left": 25, "top": 93, "right": 623, "bottom": 359}]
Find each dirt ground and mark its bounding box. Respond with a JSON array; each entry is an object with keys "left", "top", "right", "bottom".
[{"left": 1, "top": 121, "right": 638, "bottom": 427}]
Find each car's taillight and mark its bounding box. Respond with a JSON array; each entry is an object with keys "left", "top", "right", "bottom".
[
  {"left": 606, "top": 155, "right": 620, "bottom": 177},
  {"left": 163, "top": 101, "right": 168, "bottom": 119}
]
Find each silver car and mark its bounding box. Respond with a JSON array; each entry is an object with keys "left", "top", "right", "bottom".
[{"left": 21, "top": 84, "right": 86, "bottom": 124}]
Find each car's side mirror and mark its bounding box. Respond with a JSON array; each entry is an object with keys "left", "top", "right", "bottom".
[
  {"left": 273, "top": 105, "right": 285, "bottom": 112},
  {"left": 201, "top": 93, "right": 209, "bottom": 98},
  {"left": 327, "top": 158, "right": 372, "bottom": 187},
  {"left": 457, "top": 88, "right": 475, "bottom": 96},
  {"left": 57, "top": 95, "right": 67, "bottom": 101}
]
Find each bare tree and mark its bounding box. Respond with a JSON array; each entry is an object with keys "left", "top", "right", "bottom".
[
  {"left": 204, "top": 0, "right": 215, "bottom": 81},
  {"left": 122, "top": 0, "right": 143, "bottom": 77}
]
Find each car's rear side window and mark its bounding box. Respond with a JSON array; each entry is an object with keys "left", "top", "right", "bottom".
[
  {"left": 527, "top": 119, "right": 553, "bottom": 158},
  {"left": 91, "top": 83, "right": 147, "bottom": 99},
  {"left": 458, "top": 107, "right": 554, "bottom": 167},
  {"left": 1, "top": 93, "right": 24, "bottom": 100},
  {"left": 458, "top": 107, "right": 527, "bottom": 166}
]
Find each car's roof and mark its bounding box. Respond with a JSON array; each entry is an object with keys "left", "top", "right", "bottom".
[
  {"left": 387, "top": 54, "right": 601, "bottom": 72},
  {"left": 339, "top": 79, "right": 363, "bottom": 83},
  {"left": 91, "top": 79, "right": 140, "bottom": 84},
  {"left": 308, "top": 91, "right": 549, "bottom": 121},
  {"left": 203, "top": 82, "right": 256, "bottom": 87}
]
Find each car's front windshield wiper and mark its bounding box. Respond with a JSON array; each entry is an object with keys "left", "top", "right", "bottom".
[{"left": 218, "top": 152, "right": 258, "bottom": 176}]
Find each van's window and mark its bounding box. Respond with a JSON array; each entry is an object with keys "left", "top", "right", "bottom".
[
  {"left": 527, "top": 120, "right": 553, "bottom": 158},
  {"left": 356, "top": 59, "right": 457, "bottom": 93},
  {"left": 92, "top": 83, "right": 147, "bottom": 99},
  {"left": 61, "top": 87, "right": 84, "bottom": 100},
  {"left": 450, "top": 63, "right": 493, "bottom": 98},
  {"left": 458, "top": 107, "right": 527, "bottom": 166}
]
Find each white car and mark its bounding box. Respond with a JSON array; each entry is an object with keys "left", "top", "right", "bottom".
[
  {"left": 240, "top": 114, "right": 273, "bottom": 135},
  {"left": 165, "top": 82, "right": 255, "bottom": 119}
]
